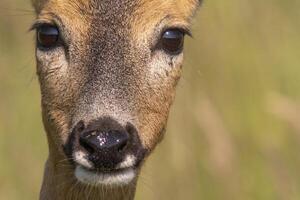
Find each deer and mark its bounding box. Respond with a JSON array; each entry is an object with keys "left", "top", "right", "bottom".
[{"left": 30, "top": 0, "right": 201, "bottom": 199}]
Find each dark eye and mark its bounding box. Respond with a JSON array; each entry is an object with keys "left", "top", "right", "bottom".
[
  {"left": 161, "top": 29, "right": 185, "bottom": 54},
  {"left": 37, "top": 25, "right": 59, "bottom": 49}
]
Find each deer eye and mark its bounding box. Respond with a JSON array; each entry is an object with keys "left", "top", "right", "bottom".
[
  {"left": 161, "top": 29, "right": 185, "bottom": 54},
  {"left": 37, "top": 25, "right": 59, "bottom": 49}
]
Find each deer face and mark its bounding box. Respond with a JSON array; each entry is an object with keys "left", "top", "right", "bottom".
[{"left": 33, "top": 0, "right": 199, "bottom": 186}]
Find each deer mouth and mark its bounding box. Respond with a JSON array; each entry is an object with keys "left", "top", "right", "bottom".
[
  {"left": 72, "top": 151, "right": 142, "bottom": 186},
  {"left": 74, "top": 165, "right": 137, "bottom": 186}
]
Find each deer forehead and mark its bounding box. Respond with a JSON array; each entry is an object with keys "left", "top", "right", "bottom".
[
  {"left": 32, "top": 0, "right": 199, "bottom": 13},
  {"left": 32, "top": 0, "right": 200, "bottom": 34}
]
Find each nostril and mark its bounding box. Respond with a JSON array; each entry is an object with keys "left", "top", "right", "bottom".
[
  {"left": 79, "top": 134, "right": 96, "bottom": 154},
  {"left": 117, "top": 137, "right": 128, "bottom": 152},
  {"left": 125, "top": 122, "right": 138, "bottom": 136},
  {"left": 75, "top": 121, "right": 85, "bottom": 132}
]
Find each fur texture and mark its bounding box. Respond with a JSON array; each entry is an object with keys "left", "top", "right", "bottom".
[{"left": 32, "top": 0, "right": 200, "bottom": 199}]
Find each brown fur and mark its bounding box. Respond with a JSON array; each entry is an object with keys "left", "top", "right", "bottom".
[{"left": 32, "top": 0, "right": 200, "bottom": 199}]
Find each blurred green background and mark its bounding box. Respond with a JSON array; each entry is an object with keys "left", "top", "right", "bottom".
[{"left": 1, "top": 0, "right": 300, "bottom": 199}]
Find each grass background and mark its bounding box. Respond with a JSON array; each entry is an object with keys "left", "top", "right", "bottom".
[{"left": 1, "top": 0, "right": 300, "bottom": 199}]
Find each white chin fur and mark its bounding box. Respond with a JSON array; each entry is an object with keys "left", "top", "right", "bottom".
[{"left": 75, "top": 166, "right": 136, "bottom": 186}]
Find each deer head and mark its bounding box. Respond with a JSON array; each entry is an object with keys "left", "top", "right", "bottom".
[{"left": 31, "top": 0, "right": 200, "bottom": 199}]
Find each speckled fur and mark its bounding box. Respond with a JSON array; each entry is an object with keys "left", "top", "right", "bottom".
[{"left": 32, "top": 0, "right": 200, "bottom": 199}]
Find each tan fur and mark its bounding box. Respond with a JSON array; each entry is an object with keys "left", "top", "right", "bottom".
[{"left": 32, "top": 0, "right": 200, "bottom": 199}]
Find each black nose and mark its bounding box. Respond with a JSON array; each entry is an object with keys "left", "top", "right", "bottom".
[
  {"left": 79, "top": 130, "right": 129, "bottom": 155},
  {"left": 76, "top": 118, "right": 132, "bottom": 170}
]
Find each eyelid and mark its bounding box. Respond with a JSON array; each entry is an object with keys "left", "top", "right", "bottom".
[
  {"left": 161, "top": 26, "right": 192, "bottom": 38},
  {"left": 29, "top": 13, "right": 64, "bottom": 32},
  {"left": 29, "top": 20, "right": 56, "bottom": 32},
  {"left": 181, "top": 28, "right": 192, "bottom": 37}
]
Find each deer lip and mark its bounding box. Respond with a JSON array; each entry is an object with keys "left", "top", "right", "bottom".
[
  {"left": 74, "top": 165, "right": 137, "bottom": 186},
  {"left": 79, "top": 164, "right": 134, "bottom": 174},
  {"left": 73, "top": 151, "right": 140, "bottom": 172}
]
